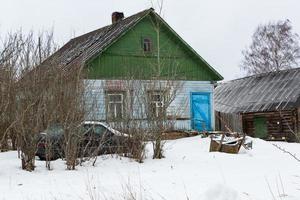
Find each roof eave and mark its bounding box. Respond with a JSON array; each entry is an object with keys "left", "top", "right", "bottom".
[{"left": 150, "top": 11, "right": 223, "bottom": 81}]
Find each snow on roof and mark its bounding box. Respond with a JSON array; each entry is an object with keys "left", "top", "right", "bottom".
[{"left": 214, "top": 67, "right": 300, "bottom": 113}]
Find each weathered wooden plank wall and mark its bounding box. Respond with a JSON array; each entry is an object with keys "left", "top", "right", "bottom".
[
  {"left": 297, "top": 107, "right": 300, "bottom": 139},
  {"left": 215, "top": 111, "right": 242, "bottom": 133},
  {"left": 84, "top": 79, "right": 214, "bottom": 131},
  {"left": 242, "top": 110, "right": 298, "bottom": 141}
]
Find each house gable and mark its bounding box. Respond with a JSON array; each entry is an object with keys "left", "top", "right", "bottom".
[{"left": 86, "top": 12, "right": 222, "bottom": 81}]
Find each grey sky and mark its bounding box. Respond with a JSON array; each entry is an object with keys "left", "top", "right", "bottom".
[{"left": 1, "top": 0, "right": 299, "bottom": 80}]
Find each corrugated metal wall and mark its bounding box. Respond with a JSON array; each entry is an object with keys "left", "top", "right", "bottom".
[{"left": 84, "top": 79, "right": 214, "bottom": 131}]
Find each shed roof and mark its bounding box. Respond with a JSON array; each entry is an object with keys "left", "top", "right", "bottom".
[{"left": 214, "top": 68, "right": 300, "bottom": 113}]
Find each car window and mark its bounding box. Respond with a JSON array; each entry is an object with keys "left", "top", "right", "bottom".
[
  {"left": 93, "top": 125, "right": 107, "bottom": 135},
  {"left": 46, "top": 124, "right": 64, "bottom": 136},
  {"left": 82, "top": 125, "right": 92, "bottom": 133},
  {"left": 82, "top": 124, "right": 114, "bottom": 136}
]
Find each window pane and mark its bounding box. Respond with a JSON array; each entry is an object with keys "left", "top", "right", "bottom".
[
  {"left": 150, "top": 103, "right": 156, "bottom": 114},
  {"left": 108, "top": 103, "right": 115, "bottom": 118},
  {"left": 109, "top": 94, "right": 122, "bottom": 102},
  {"left": 157, "top": 107, "right": 165, "bottom": 116},
  {"left": 108, "top": 103, "right": 123, "bottom": 119},
  {"left": 151, "top": 94, "right": 162, "bottom": 102},
  {"left": 143, "top": 38, "right": 151, "bottom": 52},
  {"left": 115, "top": 103, "right": 123, "bottom": 118}
]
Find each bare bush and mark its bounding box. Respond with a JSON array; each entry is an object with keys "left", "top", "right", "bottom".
[
  {"left": 146, "top": 81, "right": 182, "bottom": 159},
  {"left": 0, "top": 64, "right": 17, "bottom": 151},
  {"left": 0, "top": 32, "right": 24, "bottom": 151},
  {"left": 0, "top": 29, "right": 88, "bottom": 171},
  {"left": 58, "top": 68, "right": 86, "bottom": 170},
  {"left": 101, "top": 80, "right": 148, "bottom": 163},
  {"left": 100, "top": 17, "right": 183, "bottom": 161},
  {"left": 99, "top": 78, "right": 181, "bottom": 162},
  {"left": 0, "top": 30, "right": 58, "bottom": 170}
]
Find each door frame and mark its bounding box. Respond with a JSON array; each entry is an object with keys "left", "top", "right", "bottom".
[{"left": 190, "top": 92, "right": 212, "bottom": 131}]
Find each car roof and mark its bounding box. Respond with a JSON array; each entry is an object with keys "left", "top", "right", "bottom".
[{"left": 83, "top": 121, "right": 126, "bottom": 136}]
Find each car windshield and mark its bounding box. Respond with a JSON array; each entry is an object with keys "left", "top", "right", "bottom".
[{"left": 82, "top": 124, "right": 109, "bottom": 136}]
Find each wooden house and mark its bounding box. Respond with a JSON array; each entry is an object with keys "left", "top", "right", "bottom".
[
  {"left": 42, "top": 8, "right": 223, "bottom": 131},
  {"left": 215, "top": 68, "right": 300, "bottom": 141}
]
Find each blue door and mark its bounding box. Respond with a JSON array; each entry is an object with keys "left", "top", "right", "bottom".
[{"left": 191, "top": 92, "right": 211, "bottom": 131}]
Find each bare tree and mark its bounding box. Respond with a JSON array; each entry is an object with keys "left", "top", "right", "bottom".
[
  {"left": 104, "top": 3, "right": 183, "bottom": 161},
  {"left": 151, "top": 85, "right": 179, "bottom": 159},
  {"left": 241, "top": 19, "right": 300, "bottom": 75},
  {"left": 146, "top": 3, "right": 182, "bottom": 159},
  {"left": 0, "top": 29, "right": 63, "bottom": 171},
  {"left": 0, "top": 60, "right": 17, "bottom": 151},
  {"left": 57, "top": 67, "right": 86, "bottom": 170},
  {"left": 0, "top": 32, "right": 25, "bottom": 151}
]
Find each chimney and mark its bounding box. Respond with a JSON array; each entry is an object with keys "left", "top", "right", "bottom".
[{"left": 112, "top": 12, "right": 124, "bottom": 24}]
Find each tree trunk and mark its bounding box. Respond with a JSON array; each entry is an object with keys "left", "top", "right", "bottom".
[{"left": 21, "top": 153, "right": 35, "bottom": 171}]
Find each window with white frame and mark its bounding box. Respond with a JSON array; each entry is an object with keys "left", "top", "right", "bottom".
[
  {"left": 106, "top": 92, "right": 124, "bottom": 119},
  {"left": 148, "top": 91, "right": 166, "bottom": 118}
]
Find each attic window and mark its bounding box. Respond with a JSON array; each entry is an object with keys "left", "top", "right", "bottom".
[{"left": 143, "top": 38, "right": 152, "bottom": 52}]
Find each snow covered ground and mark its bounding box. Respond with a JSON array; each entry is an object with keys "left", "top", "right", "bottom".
[{"left": 0, "top": 136, "right": 300, "bottom": 200}]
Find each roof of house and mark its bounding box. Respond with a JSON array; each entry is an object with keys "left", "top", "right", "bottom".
[
  {"left": 214, "top": 68, "right": 300, "bottom": 113},
  {"left": 43, "top": 9, "right": 151, "bottom": 70},
  {"left": 42, "top": 8, "right": 223, "bottom": 80}
]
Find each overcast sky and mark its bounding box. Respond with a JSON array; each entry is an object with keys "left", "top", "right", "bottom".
[{"left": 1, "top": 0, "right": 299, "bottom": 80}]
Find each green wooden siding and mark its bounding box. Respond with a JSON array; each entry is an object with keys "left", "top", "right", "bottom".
[{"left": 87, "top": 15, "right": 220, "bottom": 81}]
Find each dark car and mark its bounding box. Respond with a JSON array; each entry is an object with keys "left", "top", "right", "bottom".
[{"left": 36, "top": 121, "right": 128, "bottom": 160}]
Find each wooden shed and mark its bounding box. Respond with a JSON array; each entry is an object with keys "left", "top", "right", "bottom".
[{"left": 214, "top": 68, "right": 300, "bottom": 141}]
